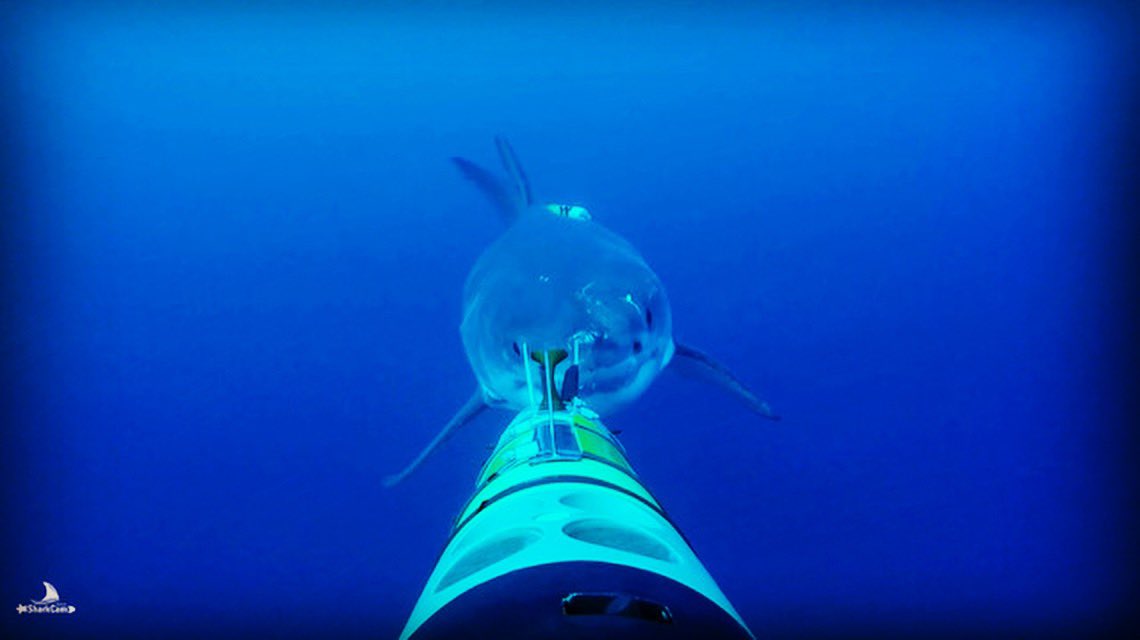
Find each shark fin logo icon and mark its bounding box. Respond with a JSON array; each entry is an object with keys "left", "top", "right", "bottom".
[
  {"left": 33, "top": 582, "right": 60, "bottom": 605},
  {"left": 17, "top": 581, "right": 75, "bottom": 614}
]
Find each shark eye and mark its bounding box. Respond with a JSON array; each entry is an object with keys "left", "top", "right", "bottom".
[
  {"left": 632, "top": 340, "right": 643, "bottom": 354},
  {"left": 645, "top": 307, "right": 653, "bottom": 328}
]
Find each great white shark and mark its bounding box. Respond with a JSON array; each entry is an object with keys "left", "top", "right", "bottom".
[{"left": 385, "top": 137, "right": 778, "bottom": 486}]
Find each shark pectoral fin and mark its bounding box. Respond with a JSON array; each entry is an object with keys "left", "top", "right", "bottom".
[
  {"left": 670, "top": 342, "right": 781, "bottom": 421},
  {"left": 451, "top": 157, "right": 519, "bottom": 224},
  {"left": 383, "top": 389, "right": 489, "bottom": 487}
]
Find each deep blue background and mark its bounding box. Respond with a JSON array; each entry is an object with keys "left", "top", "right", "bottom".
[{"left": 2, "top": 3, "right": 1136, "bottom": 638}]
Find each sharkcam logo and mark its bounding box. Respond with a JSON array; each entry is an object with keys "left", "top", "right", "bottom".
[{"left": 15, "top": 581, "right": 76, "bottom": 615}]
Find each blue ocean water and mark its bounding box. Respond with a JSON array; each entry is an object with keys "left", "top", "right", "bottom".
[{"left": 2, "top": 3, "right": 1135, "bottom": 638}]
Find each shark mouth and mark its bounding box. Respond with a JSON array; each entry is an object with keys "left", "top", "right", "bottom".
[
  {"left": 514, "top": 335, "right": 591, "bottom": 412},
  {"left": 509, "top": 329, "right": 658, "bottom": 417}
]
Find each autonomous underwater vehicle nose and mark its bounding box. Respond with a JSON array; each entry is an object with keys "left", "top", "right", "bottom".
[{"left": 398, "top": 348, "right": 756, "bottom": 639}]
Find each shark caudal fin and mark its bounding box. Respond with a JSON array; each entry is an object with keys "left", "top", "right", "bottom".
[
  {"left": 383, "top": 390, "right": 489, "bottom": 487},
  {"left": 494, "top": 135, "right": 534, "bottom": 209},
  {"left": 451, "top": 136, "right": 535, "bottom": 224},
  {"left": 670, "top": 342, "right": 781, "bottom": 421},
  {"left": 451, "top": 157, "right": 519, "bottom": 224}
]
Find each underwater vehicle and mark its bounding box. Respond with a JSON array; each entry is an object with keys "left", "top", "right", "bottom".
[
  {"left": 395, "top": 139, "right": 766, "bottom": 638},
  {"left": 398, "top": 352, "right": 754, "bottom": 638}
]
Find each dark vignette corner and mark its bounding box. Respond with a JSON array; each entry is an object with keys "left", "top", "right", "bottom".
[
  {"left": 0, "top": 0, "right": 27, "bottom": 577},
  {"left": 1109, "top": 0, "right": 1140, "bottom": 633}
]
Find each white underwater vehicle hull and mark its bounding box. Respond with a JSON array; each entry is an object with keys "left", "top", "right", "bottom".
[{"left": 398, "top": 407, "right": 753, "bottom": 639}]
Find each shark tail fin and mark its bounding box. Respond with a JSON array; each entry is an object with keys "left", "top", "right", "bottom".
[
  {"left": 383, "top": 390, "right": 489, "bottom": 487},
  {"left": 451, "top": 156, "right": 519, "bottom": 224},
  {"left": 494, "top": 135, "right": 534, "bottom": 209},
  {"left": 671, "top": 341, "right": 781, "bottom": 421}
]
